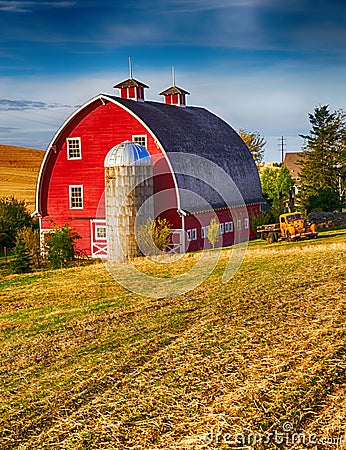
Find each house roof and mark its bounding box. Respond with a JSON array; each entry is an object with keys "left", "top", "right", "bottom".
[
  {"left": 283, "top": 152, "right": 304, "bottom": 183},
  {"left": 108, "top": 96, "right": 263, "bottom": 208}
]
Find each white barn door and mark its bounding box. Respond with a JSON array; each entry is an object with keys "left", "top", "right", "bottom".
[{"left": 90, "top": 219, "right": 108, "bottom": 258}]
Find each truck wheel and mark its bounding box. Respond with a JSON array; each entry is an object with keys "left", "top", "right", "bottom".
[
  {"left": 273, "top": 233, "right": 278, "bottom": 242},
  {"left": 286, "top": 231, "right": 293, "bottom": 242},
  {"left": 268, "top": 232, "right": 275, "bottom": 244}
]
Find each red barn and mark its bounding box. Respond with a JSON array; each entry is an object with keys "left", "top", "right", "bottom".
[{"left": 35, "top": 76, "right": 264, "bottom": 258}]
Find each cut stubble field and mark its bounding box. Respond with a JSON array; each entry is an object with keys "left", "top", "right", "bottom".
[
  {"left": 0, "top": 144, "right": 44, "bottom": 213},
  {"left": 0, "top": 230, "right": 346, "bottom": 449}
]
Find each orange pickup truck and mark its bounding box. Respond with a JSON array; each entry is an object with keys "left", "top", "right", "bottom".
[{"left": 257, "top": 212, "right": 318, "bottom": 244}]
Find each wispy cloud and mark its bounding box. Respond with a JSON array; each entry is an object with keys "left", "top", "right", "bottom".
[
  {"left": 0, "top": 99, "right": 74, "bottom": 110},
  {"left": 0, "top": 1, "right": 75, "bottom": 13},
  {"left": 148, "top": 0, "right": 259, "bottom": 13},
  {"left": 0, "top": 126, "right": 18, "bottom": 132}
]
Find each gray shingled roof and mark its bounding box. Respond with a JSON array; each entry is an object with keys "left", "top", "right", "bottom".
[{"left": 107, "top": 96, "right": 264, "bottom": 209}]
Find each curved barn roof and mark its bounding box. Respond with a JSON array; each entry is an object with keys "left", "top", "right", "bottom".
[
  {"left": 106, "top": 96, "right": 263, "bottom": 208},
  {"left": 36, "top": 94, "right": 263, "bottom": 215}
]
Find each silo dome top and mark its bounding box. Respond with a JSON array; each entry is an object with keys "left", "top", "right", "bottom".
[{"left": 104, "top": 140, "right": 152, "bottom": 167}]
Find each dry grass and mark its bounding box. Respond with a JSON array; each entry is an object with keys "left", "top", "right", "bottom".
[
  {"left": 0, "top": 230, "right": 346, "bottom": 449},
  {"left": 0, "top": 144, "right": 44, "bottom": 212}
]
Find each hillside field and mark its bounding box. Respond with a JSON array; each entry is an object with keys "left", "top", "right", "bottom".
[
  {"left": 0, "top": 144, "right": 44, "bottom": 212},
  {"left": 0, "top": 231, "right": 346, "bottom": 449}
]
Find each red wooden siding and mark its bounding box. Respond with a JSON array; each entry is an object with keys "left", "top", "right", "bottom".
[
  {"left": 40, "top": 99, "right": 178, "bottom": 255},
  {"left": 184, "top": 203, "right": 260, "bottom": 252}
]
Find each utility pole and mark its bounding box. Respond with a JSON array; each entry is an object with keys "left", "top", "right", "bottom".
[{"left": 278, "top": 136, "right": 286, "bottom": 163}]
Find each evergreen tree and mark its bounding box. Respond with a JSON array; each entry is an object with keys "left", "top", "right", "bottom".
[
  {"left": 299, "top": 105, "right": 346, "bottom": 212},
  {"left": 10, "top": 235, "right": 32, "bottom": 274},
  {"left": 18, "top": 227, "right": 41, "bottom": 268}
]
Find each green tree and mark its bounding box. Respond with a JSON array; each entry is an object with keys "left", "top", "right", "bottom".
[
  {"left": 299, "top": 105, "right": 346, "bottom": 212},
  {"left": 10, "top": 235, "right": 32, "bottom": 274},
  {"left": 239, "top": 129, "right": 266, "bottom": 163},
  {"left": 260, "top": 167, "right": 295, "bottom": 214},
  {"left": 0, "top": 197, "right": 32, "bottom": 247},
  {"left": 137, "top": 217, "right": 172, "bottom": 256},
  {"left": 45, "top": 223, "right": 81, "bottom": 269},
  {"left": 207, "top": 218, "right": 220, "bottom": 248}
]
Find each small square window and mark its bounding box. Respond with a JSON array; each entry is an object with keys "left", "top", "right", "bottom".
[
  {"left": 96, "top": 226, "right": 106, "bottom": 239},
  {"left": 244, "top": 218, "right": 249, "bottom": 229},
  {"left": 219, "top": 223, "right": 224, "bottom": 234},
  {"left": 229, "top": 221, "right": 233, "bottom": 232},
  {"left": 67, "top": 138, "right": 81, "bottom": 159},
  {"left": 69, "top": 185, "right": 83, "bottom": 209},
  {"left": 132, "top": 135, "right": 147, "bottom": 148}
]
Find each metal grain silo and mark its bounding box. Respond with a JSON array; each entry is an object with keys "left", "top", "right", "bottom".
[{"left": 104, "top": 140, "right": 153, "bottom": 261}]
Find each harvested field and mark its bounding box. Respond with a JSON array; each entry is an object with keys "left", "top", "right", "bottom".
[
  {"left": 0, "top": 144, "right": 44, "bottom": 212},
  {"left": 0, "top": 229, "right": 345, "bottom": 449}
]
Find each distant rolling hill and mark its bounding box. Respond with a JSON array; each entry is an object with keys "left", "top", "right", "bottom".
[{"left": 0, "top": 144, "right": 45, "bottom": 213}]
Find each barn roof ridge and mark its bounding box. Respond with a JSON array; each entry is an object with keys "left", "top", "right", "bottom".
[
  {"left": 102, "top": 94, "right": 263, "bottom": 206},
  {"left": 35, "top": 93, "right": 264, "bottom": 215}
]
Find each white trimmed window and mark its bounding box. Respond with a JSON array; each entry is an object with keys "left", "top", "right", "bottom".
[
  {"left": 132, "top": 135, "right": 147, "bottom": 148},
  {"left": 187, "top": 228, "right": 197, "bottom": 241},
  {"left": 69, "top": 185, "right": 83, "bottom": 209},
  {"left": 244, "top": 218, "right": 249, "bottom": 229},
  {"left": 225, "top": 221, "right": 233, "bottom": 233},
  {"left": 96, "top": 226, "right": 106, "bottom": 239},
  {"left": 201, "top": 226, "right": 208, "bottom": 239},
  {"left": 67, "top": 137, "right": 82, "bottom": 160},
  {"left": 237, "top": 219, "right": 242, "bottom": 230},
  {"left": 219, "top": 223, "right": 224, "bottom": 234}
]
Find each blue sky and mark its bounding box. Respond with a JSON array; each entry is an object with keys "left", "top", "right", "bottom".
[{"left": 1, "top": 0, "right": 346, "bottom": 161}]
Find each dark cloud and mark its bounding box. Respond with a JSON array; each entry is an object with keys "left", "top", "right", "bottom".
[
  {"left": 257, "top": 0, "right": 346, "bottom": 52},
  {"left": 0, "top": 99, "right": 74, "bottom": 110},
  {"left": 0, "top": 126, "right": 18, "bottom": 132},
  {"left": 1, "top": 0, "right": 346, "bottom": 57}
]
